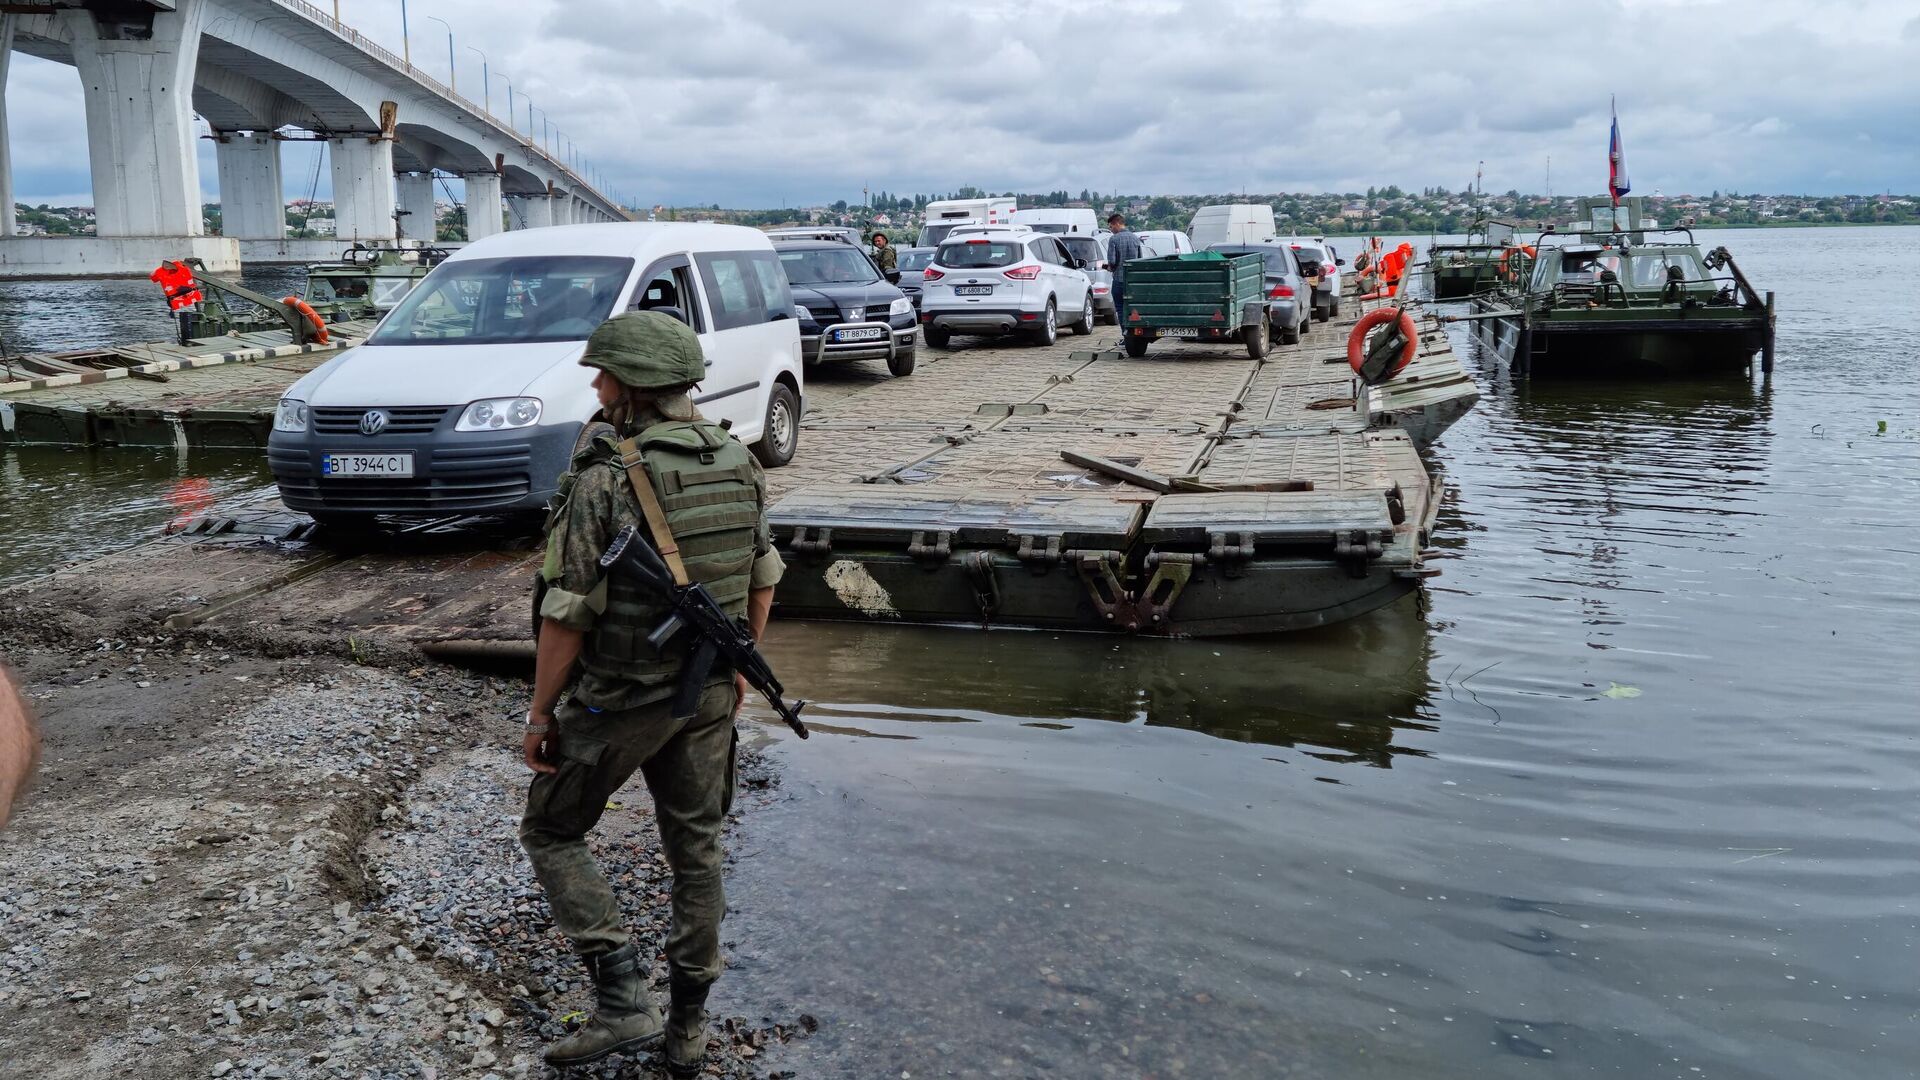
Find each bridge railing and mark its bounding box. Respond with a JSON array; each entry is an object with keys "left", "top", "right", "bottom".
[{"left": 267, "top": 0, "right": 616, "bottom": 212}]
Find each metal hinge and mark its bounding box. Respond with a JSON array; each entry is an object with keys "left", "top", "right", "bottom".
[
  {"left": 789, "top": 526, "right": 833, "bottom": 557},
  {"left": 1014, "top": 534, "right": 1062, "bottom": 568},
  {"left": 907, "top": 530, "right": 952, "bottom": 564},
  {"left": 1332, "top": 529, "right": 1384, "bottom": 578},
  {"left": 1206, "top": 531, "right": 1256, "bottom": 578}
]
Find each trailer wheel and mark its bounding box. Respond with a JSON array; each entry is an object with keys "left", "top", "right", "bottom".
[
  {"left": 1124, "top": 334, "right": 1151, "bottom": 358},
  {"left": 1244, "top": 318, "right": 1269, "bottom": 359}
]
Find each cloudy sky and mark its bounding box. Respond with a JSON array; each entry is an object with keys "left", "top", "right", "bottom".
[{"left": 6, "top": 0, "right": 1917, "bottom": 208}]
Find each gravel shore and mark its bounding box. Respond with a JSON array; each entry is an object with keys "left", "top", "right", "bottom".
[{"left": 0, "top": 623, "right": 808, "bottom": 1079}]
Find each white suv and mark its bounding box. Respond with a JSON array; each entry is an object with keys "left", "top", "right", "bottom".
[{"left": 918, "top": 226, "right": 1095, "bottom": 348}]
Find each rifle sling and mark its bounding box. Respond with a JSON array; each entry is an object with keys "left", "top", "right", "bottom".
[{"left": 616, "top": 436, "right": 691, "bottom": 587}]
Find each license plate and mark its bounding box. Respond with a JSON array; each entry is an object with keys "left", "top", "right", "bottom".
[
  {"left": 323, "top": 451, "right": 415, "bottom": 478},
  {"left": 832, "top": 326, "right": 887, "bottom": 342},
  {"left": 1160, "top": 327, "right": 1200, "bottom": 338},
  {"left": 954, "top": 285, "right": 993, "bottom": 296}
]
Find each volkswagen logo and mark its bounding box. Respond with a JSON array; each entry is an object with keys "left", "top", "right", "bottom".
[{"left": 358, "top": 409, "right": 389, "bottom": 436}]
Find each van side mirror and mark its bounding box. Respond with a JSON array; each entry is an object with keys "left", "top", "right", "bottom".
[
  {"left": 1337, "top": 258, "right": 1347, "bottom": 266},
  {"left": 1073, "top": 258, "right": 1088, "bottom": 270},
  {"left": 885, "top": 271, "right": 901, "bottom": 285}
]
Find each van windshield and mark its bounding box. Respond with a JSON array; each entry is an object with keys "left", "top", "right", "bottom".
[
  {"left": 919, "top": 224, "right": 962, "bottom": 248},
  {"left": 368, "top": 256, "right": 632, "bottom": 345},
  {"left": 1026, "top": 223, "right": 1068, "bottom": 234}
]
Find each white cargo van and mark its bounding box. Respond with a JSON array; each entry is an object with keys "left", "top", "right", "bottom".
[
  {"left": 1010, "top": 208, "right": 1100, "bottom": 236},
  {"left": 1187, "top": 204, "right": 1278, "bottom": 250},
  {"left": 267, "top": 223, "right": 804, "bottom": 522},
  {"left": 917, "top": 197, "right": 1017, "bottom": 247}
]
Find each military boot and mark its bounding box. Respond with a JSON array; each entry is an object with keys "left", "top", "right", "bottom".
[
  {"left": 663, "top": 992, "right": 710, "bottom": 1078},
  {"left": 543, "top": 942, "right": 664, "bottom": 1068}
]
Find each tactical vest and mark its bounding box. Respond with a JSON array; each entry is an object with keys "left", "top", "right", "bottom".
[{"left": 577, "top": 420, "right": 761, "bottom": 688}]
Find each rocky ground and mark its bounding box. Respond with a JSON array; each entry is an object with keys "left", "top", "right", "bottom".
[{"left": 0, "top": 620, "right": 813, "bottom": 1079}]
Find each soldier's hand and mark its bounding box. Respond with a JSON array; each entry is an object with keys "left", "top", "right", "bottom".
[
  {"left": 524, "top": 717, "right": 559, "bottom": 775},
  {"left": 732, "top": 673, "right": 750, "bottom": 719}
]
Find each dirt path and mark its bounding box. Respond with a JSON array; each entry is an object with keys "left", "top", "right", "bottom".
[{"left": 0, "top": 625, "right": 810, "bottom": 1079}]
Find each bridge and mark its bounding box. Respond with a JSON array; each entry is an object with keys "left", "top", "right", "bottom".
[{"left": 0, "top": 0, "right": 629, "bottom": 277}]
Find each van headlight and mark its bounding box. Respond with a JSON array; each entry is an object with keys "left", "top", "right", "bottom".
[
  {"left": 456, "top": 397, "right": 542, "bottom": 431},
  {"left": 888, "top": 297, "right": 913, "bottom": 318},
  {"left": 274, "top": 398, "right": 308, "bottom": 433}
]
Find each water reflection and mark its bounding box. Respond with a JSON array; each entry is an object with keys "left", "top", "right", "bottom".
[
  {"left": 0, "top": 447, "right": 274, "bottom": 586},
  {"left": 763, "top": 601, "right": 1436, "bottom": 767}
]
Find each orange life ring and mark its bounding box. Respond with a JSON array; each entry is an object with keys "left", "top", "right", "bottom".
[
  {"left": 1498, "top": 244, "right": 1536, "bottom": 282},
  {"left": 283, "top": 296, "right": 330, "bottom": 345},
  {"left": 1347, "top": 307, "right": 1419, "bottom": 380}
]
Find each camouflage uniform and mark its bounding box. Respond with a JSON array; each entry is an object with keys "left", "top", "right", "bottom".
[
  {"left": 520, "top": 312, "right": 784, "bottom": 1073},
  {"left": 521, "top": 392, "right": 784, "bottom": 983},
  {"left": 872, "top": 239, "right": 897, "bottom": 274}
]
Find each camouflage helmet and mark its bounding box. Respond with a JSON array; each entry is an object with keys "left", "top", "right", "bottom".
[{"left": 578, "top": 310, "right": 706, "bottom": 391}]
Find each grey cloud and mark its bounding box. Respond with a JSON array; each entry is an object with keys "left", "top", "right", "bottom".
[{"left": 4, "top": 0, "right": 1916, "bottom": 206}]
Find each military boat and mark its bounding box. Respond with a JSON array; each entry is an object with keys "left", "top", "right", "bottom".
[
  {"left": 1461, "top": 197, "right": 1775, "bottom": 377},
  {"left": 174, "top": 242, "right": 447, "bottom": 342},
  {"left": 1425, "top": 217, "right": 1518, "bottom": 300}
]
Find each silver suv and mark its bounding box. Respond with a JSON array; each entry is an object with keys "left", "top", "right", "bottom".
[{"left": 918, "top": 226, "right": 1095, "bottom": 348}]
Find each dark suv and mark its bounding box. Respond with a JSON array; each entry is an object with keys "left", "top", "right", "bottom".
[{"left": 774, "top": 238, "right": 919, "bottom": 377}]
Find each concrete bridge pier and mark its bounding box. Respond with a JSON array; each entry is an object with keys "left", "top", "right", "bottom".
[
  {"left": 521, "top": 195, "right": 555, "bottom": 230},
  {"left": 328, "top": 135, "right": 396, "bottom": 243},
  {"left": 396, "top": 171, "right": 437, "bottom": 242},
  {"left": 0, "top": 2, "right": 239, "bottom": 276},
  {"left": 464, "top": 173, "right": 504, "bottom": 241},
  {"left": 214, "top": 132, "right": 285, "bottom": 240},
  {"left": 1, "top": 15, "right": 15, "bottom": 238}
]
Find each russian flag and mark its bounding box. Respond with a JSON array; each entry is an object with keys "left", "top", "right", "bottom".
[{"left": 1608, "top": 96, "right": 1631, "bottom": 207}]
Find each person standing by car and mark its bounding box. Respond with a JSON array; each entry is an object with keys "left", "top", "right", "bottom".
[
  {"left": 519, "top": 310, "right": 784, "bottom": 1074},
  {"left": 1105, "top": 213, "right": 1144, "bottom": 321},
  {"left": 871, "top": 231, "right": 898, "bottom": 278}
]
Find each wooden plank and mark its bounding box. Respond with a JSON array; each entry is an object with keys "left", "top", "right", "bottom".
[{"left": 1058, "top": 449, "right": 1176, "bottom": 493}]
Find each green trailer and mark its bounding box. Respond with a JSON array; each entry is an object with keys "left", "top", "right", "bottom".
[{"left": 1121, "top": 251, "right": 1271, "bottom": 359}]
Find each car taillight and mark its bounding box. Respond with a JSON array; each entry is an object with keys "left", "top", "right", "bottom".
[
  {"left": 1003, "top": 265, "right": 1041, "bottom": 280},
  {"left": 923, "top": 268, "right": 944, "bottom": 282},
  {"left": 1269, "top": 285, "right": 1295, "bottom": 298}
]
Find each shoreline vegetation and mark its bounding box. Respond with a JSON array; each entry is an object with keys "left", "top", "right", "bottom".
[{"left": 8, "top": 191, "right": 1915, "bottom": 243}]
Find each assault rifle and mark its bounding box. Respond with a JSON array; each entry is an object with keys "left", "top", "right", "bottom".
[{"left": 598, "top": 524, "right": 810, "bottom": 739}]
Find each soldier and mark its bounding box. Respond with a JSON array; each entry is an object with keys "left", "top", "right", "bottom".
[
  {"left": 870, "top": 231, "right": 898, "bottom": 276},
  {"left": 520, "top": 310, "right": 784, "bottom": 1073}
]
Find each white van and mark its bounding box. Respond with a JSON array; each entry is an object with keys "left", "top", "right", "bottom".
[
  {"left": 1136, "top": 230, "right": 1194, "bottom": 258},
  {"left": 267, "top": 223, "right": 804, "bottom": 522},
  {"left": 917, "top": 197, "right": 1017, "bottom": 247},
  {"left": 1010, "top": 208, "right": 1100, "bottom": 236},
  {"left": 1187, "top": 204, "right": 1277, "bottom": 250}
]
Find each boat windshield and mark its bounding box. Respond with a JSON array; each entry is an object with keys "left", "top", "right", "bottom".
[
  {"left": 1537, "top": 248, "right": 1711, "bottom": 293},
  {"left": 367, "top": 256, "right": 632, "bottom": 345},
  {"left": 306, "top": 275, "right": 368, "bottom": 303}
]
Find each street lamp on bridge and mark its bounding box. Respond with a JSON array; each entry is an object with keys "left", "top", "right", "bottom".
[
  {"left": 467, "top": 46, "right": 490, "bottom": 115},
  {"left": 425, "top": 16, "right": 455, "bottom": 92}
]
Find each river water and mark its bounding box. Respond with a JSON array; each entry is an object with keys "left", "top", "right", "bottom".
[{"left": 3, "top": 228, "right": 1918, "bottom": 1078}]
